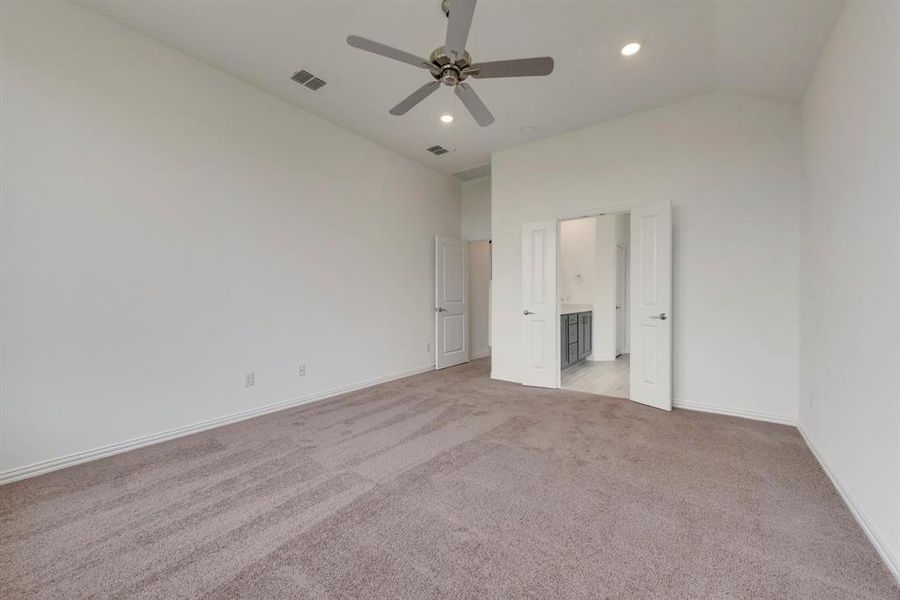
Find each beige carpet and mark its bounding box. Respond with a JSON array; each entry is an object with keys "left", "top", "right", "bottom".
[{"left": 1, "top": 359, "right": 897, "bottom": 599}]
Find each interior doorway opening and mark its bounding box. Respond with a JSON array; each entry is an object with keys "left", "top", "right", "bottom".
[{"left": 558, "top": 213, "right": 631, "bottom": 399}]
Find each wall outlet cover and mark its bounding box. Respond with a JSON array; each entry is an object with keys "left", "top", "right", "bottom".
[
  {"left": 244, "top": 372, "right": 255, "bottom": 387},
  {"left": 297, "top": 364, "right": 306, "bottom": 376}
]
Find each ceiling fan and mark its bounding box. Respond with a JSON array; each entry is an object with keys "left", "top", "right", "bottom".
[{"left": 347, "top": 0, "right": 554, "bottom": 127}]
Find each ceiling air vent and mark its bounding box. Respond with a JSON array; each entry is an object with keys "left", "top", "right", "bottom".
[
  {"left": 291, "top": 69, "right": 327, "bottom": 91},
  {"left": 427, "top": 145, "right": 449, "bottom": 156}
]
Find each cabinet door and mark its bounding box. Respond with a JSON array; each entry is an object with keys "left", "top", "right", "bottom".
[
  {"left": 578, "top": 312, "right": 590, "bottom": 359},
  {"left": 583, "top": 312, "right": 592, "bottom": 356},
  {"left": 561, "top": 315, "right": 568, "bottom": 367},
  {"left": 568, "top": 342, "right": 578, "bottom": 365}
]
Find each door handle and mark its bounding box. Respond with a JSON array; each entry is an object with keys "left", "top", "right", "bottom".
[
  {"left": 523, "top": 310, "right": 534, "bottom": 315},
  {"left": 649, "top": 312, "right": 668, "bottom": 320},
  {"left": 436, "top": 307, "right": 448, "bottom": 312}
]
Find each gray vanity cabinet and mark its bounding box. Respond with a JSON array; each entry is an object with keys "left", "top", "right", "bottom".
[
  {"left": 578, "top": 312, "right": 592, "bottom": 359},
  {"left": 561, "top": 311, "right": 592, "bottom": 369}
]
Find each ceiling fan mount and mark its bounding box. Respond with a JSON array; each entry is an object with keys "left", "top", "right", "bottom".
[
  {"left": 347, "top": 0, "right": 554, "bottom": 127},
  {"left": 428, "top": 47, "right": 473, "bottom": 86}
]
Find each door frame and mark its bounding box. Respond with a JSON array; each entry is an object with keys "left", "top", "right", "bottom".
[{"left": 553, "top": 201, "right": 650, "bottom": 390}]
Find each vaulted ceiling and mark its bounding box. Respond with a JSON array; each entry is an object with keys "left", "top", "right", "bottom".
[{"left": 79, "top": 0, "right": 844, "bottom": 174}]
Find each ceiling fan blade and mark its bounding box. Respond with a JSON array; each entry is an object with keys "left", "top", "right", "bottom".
[
  {"left": 347, "top": 35, "right": 431, "bottom": 69},
  {"left": 470, "top": 57, "right": 554, "bottom": 78},
  {"left": 455, "top": 83, "right": 494, "bottom": 126},
  {"left": 445, "top": 0, "right": 477, "bottom": 59},
  {"left": 390, "top": 81, "right": 441, "bottom": 115}
]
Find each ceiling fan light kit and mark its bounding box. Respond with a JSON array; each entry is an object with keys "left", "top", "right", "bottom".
[{"left": 347, "top": 0, "right": 554, "bottom": 127}]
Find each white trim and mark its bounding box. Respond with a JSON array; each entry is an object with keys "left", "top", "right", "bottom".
[
  {"left": 673, "top": 400, "right": 796, "bottom": 426},
  {"left": 797, "top": 425, "right": 900, "bottom": 584},
  {"left": 556, "top": 201, "right": 642, "bottom": 222},
  {"left": 588, "top": 354, "right": 618, "bottom": 362},
  {"left": 490, "top": 371, "right": 522, "bottom": 384},
  {"left": 0, "top": 364, "right": 433, "bottom": 485},
  {"left": 470, "top": 351, "right": 491, "bottom": 360}
]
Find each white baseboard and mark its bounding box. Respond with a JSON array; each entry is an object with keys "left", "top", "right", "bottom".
[
  {"left": 0, "top": 364, "right": 434, "bottom": 485},
  {"left": 490, "top": 371, "right": 522, "bottom": 383},
  {"left": 797, "top": 425, "right": 900, "bottom": 584},
  {"left": 588, "top": 354, "right": 617, "bottom": 362},
  {"left": 470, "top": 351, "right": 491, "bottom": 360},
  {"left": 673, "top": 400, "right": 796, "bottom": 426}
]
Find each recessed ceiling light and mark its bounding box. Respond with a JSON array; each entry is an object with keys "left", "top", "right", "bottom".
[
  {"left": 621, "top": 42, "right": 641, "bottom": 56},
  {"left": 440, "top": 114, "right": 454, "bottom": 123}
]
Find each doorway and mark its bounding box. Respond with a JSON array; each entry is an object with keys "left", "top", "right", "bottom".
[
  {"left": 558, "top": 213, "right": 631, "bottom": 399},
  {"left": 434, "top": 236, "right": 491, "bottom": 370},
  {"left": 467, "top": 239, "right": 491, "bottom": 360},
  {"left": 520, "top": 200, "right": 672, "bottom": 410}
]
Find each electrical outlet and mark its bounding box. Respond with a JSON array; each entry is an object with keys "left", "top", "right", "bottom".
[
  {"left": 425, "top": 342, "right": 431, "bottom": 353},
  {"left": 244, "top": 372, "right": 255, "bottom": 388},
  {"left": 297, "top": 364, "right": 306, "bottom": 377}
]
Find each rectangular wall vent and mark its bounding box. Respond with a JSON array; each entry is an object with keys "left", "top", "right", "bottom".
[
  {"left": 427, "top": 145, "right": 449, "bottom": 156},
  {"left": 291, "top": 69, "right": 326, "bottom": 91}
]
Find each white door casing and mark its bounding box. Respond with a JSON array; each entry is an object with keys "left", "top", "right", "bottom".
[
  {"left": 629, "top": 201, "right": 673, "bottom": 410},
  {"left": 521, "top": 221, "right": 558, "bottom": 388},
  {"left": 435, "top": 236, "right": 468, "bottom": 369}
]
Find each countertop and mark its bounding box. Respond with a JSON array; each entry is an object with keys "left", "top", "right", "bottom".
[{"left": 560, "top": 304, "right": 592, "bottom": 315}]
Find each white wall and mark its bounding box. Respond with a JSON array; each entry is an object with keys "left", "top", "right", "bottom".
[
  {"left": 591, "top": 215, "right": 617, "bottom": 361},
  {"left": 0, "top": 1, "right": 460, "bottom": 477},
  {"left": 615, "top": 213, "right": 630, "bottom": 354},
  {"left": 558, "top": 217, "right": 595, "bottom": 304},
  {"left": 461, "top": 176, "right": 491, "bottom": 361},
  {"left": 799, "top": 0, "right": 900, "bottom": 577},
  {"left": 491, "top": 93, "right": 802, "bottom": 423},
  {"left": 460, "top": 176, "right": 491, "bottom": 241},
  {"left": 467, "top": 240, "right": 491, "bottom": 359}
]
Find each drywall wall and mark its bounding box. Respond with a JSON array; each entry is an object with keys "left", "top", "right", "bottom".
[
  {"left": 615, "top": 213, "right": 630, "bottom": 354},
  {"left": 799, "top": 0, "right": 900, "bottom": 577},
  {"left": 460, "top": 176, "right": 491, "bottom": 241},
  {"left": 491, "top": 93, "right": 802, "bottom": 423},
  {"left": 0, "top": 1, "right": 460, "bottom": 477},
  {"left": 559, "top": 218, "right": 595, "bottom": 305},
  {"left": 591, "top": 215, "right": 617, "bottom": 361},
  {"left": 467, "top": 240, "right": 491, "bottom": 359}
]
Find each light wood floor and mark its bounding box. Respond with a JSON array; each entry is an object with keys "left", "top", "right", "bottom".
[{"left": 562, "top": 354, "right": 630, "bottom": 398}]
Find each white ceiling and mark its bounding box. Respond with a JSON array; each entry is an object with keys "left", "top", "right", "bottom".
[{"left": 79, "top": 0, "right": 843, "bottom": 175}]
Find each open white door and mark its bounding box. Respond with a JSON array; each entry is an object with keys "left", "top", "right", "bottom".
[
  {"left": 435, "top": 236, "right": 468, "bottom": 369},
  {"left": 521, "top": 221, "right": 558, "bottom": 388},
  {"left": 629, "top": 201, "right": 673, "bottom": 410}
]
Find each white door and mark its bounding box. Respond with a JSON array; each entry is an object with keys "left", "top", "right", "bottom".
[
  {"left": 521, "top": 221, "right": 558, "bottom": 388},
  {"left": 629, "top": 201, "right": 672, "bottom": 410},
  {"left": 435, "top": 236, "right": 468, "bottom": 369},
  {"left": 615, "top": 245, "right": 627, "bottom": 356}
]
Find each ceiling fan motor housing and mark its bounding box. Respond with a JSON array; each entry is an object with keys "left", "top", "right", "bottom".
[{"left": 429, "top": 47, "right": 472, "bottom": 86}]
